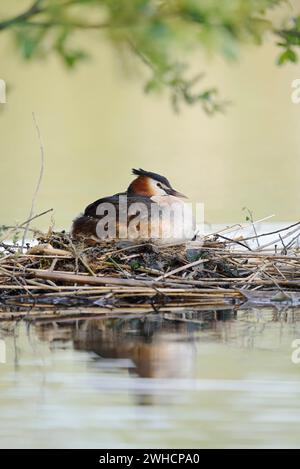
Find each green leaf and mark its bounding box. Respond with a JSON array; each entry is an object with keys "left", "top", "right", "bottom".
[
  {"left": 15, "top": 26, "right": 48, "bottom": 60},
  {"left": 277, "top": 48, "right": 298, "bottom": 65}
]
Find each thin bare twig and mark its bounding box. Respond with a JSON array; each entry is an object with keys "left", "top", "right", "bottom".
[
  {"left": 0, "top": 209, "right": 53, "bottom": 244},
  {"left": 0, "top": 0, "right": 43, "bottom": 31},
  {"left": 156, "top": 258, "right": 209, "bottom": 281},
  {"left": 21, "top": 112, "right": 45, "bottom": 250}
]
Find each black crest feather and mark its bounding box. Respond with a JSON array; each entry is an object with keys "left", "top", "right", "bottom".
[{"left": 132, "top": 168, "right": 172, "bottom": 188}]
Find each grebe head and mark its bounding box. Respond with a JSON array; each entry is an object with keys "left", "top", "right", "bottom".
[{"left": 128, "top": 168, "right": 187, "bottom": 198}]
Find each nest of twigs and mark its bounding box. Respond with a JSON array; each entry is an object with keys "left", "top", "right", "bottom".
[{"left": 1, "top": 220, "right": 300, "bottom": 320}]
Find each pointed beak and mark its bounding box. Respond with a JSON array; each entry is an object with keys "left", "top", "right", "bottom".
[{"left": 167, "top": 188, "right": 188, "bottom": 199}]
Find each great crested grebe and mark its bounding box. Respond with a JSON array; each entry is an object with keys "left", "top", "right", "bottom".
[{"left": 72, "top": 168, "right": 195, "bottom": 242}]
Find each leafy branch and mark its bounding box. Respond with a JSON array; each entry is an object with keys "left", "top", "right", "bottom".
[
  {"left": 1, "top": 0, "right": 300, "bottom": 113},
  {"left": 275, "top": 16, "right": 300, "bottom": 65}
]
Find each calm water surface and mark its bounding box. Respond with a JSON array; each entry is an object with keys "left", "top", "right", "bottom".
[{"left": 0, "top": 309, "right": 300, "bottom": 448}]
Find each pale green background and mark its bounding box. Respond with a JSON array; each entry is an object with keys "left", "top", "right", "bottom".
[{"left": 1, "top": 0, "right": 300, "bottom": 231}]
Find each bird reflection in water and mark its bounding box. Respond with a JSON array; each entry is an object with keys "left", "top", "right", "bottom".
[
  {"left": 75, "top": 315, "right": 199, "bottom": 380},
  {"left": 35, "top": 311, "right": 235, "bottom": 381}
]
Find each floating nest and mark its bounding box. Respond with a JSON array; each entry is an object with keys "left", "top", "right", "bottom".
[{"left": 1, "top": 220, "right": 300, "bottom": 320}]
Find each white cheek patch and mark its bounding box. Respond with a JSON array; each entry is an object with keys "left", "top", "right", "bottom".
[
  {"left": 149, "top": 178, "right": 166, "bottom": 195},
  {"left": 151, "top": 195, "right": 183, "bottom": 205}
]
